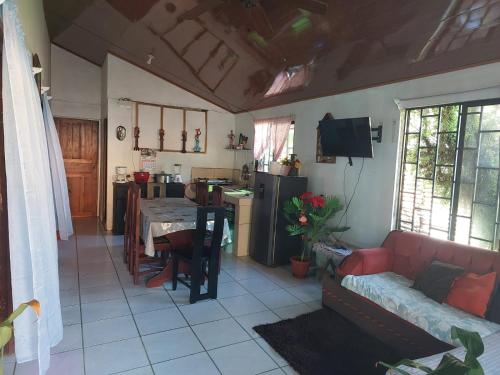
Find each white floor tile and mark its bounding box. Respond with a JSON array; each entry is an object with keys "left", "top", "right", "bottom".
[
  {"left": 83, "top": 315, "right": 138, "bottom": 347},
  {"left": 254, "top": 289, "right": 302, "bottom": 310},
  {"left": 84, "top": 337, "right": 149, "bottom": 375},
  {"left": 285, "top": 283, "right": 322, "bottom": 303},
  {"left": 273, "top": 303, "right": 313, "bottom": 320},
  {"left": 16, "top": 349, "right": 84, "bottom": 375},
  {"left": 80, "top": 284, "right": 124, "bottom": 304},
  {"left": 61, "top": 305, "right": 81, "bottom": 326},
  {"left": 114, "top": 366, "right": 154, "bottom": 375},
  {"left": 134, "top": 308, "right": 187, "bottom": 335},
  {"left": 208, "top": 340, "right": 277, "bottom": 375},
  {"left": 81, "top": 298, "right": 131, "bottom": 323},
  {"left": 51, "top": 324, "right": 82, "bottom": 354},
  {"left": 142, "top": 327, "right": 204, "bottom": 364},
  {"left": 255, "top": 338, "right": 288, "bottom": 367},
  {"left": 59, "top": 289, "right": 80, "bottom": 307},
  {"left": 79, "top": 272, "right": 120, "bottom": 289},
  {"left": 78, "top": 261, "right": 116, "bottom": 277},
  {"left": 219, "top": 294, "right": 268, "bottom": 317},
  {"left": 238, "top": 276, "right": 281, "bottom": 294},
  {"left": 235, "top": 310, "right": 281, "bottom": 338},
  {"left": 192, "top": 318, "right": 250, "bottom": 350},
  {"left": 128, "top": 291, "right": 175, "bottom": 314},
  {"left": 216, "top": 281, "right": 249, "bottom": 298},
  {"left": 179, "top": 300, "right": 230, "bottom": 325},
  {"left": 152, "top": 352, "right": 220, "bottom": 375},
  {"left": 225, "top": 265, "right": 263, "bottom": 281},
  {"left": 261, "top": 369, "right": 285, "bottom": 375},
  {"left": 114, "top": 367, "right": 154, "bottom": 375}
]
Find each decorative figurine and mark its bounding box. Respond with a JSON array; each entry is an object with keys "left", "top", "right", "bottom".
[
  {"left": 228, "top": 130, "right": 235, "bottom": 149},
  {"left": 133, "top": 126, "right": 140, "bottom": 150},
  {"left": 181, "top": 130, "right": 187, "bottom": 153},
  {"left": 193, "top": 128, "right": 202, "bottom": 152}
]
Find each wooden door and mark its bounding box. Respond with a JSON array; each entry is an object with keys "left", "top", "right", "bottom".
[{"left": 55, "top": 118, "right": 99, "bottom": 217}]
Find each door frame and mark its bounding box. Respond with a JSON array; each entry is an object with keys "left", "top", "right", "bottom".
[{"left": 54, "top": 116, "right": 102, "bottom": 218}]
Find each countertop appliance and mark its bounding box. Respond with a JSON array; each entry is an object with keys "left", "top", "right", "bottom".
[
  {"left": 115, "top": 166, "right": 128, "bottom": 183},
  {"left": 249, "top": 172, "right": 308, "bottom": 266}
]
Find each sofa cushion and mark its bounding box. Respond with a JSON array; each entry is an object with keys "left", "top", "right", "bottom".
[
  {"left": 341, "top": 272, "right": 500, "bottom": 345},
  {"left": 445, "top": 272, "right": 497, "bottom": 318},
  {"left": 412, "top": 260, "right": 464, "bottom": 303}
]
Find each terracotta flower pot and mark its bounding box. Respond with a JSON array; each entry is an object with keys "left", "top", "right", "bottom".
[{"left": 290, "top": 256, "right": 310, "bottom": 278}]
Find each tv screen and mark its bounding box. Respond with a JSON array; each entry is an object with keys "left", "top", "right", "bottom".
[{"left": 318, "top": 117, "right": 373, "bottom": 158}]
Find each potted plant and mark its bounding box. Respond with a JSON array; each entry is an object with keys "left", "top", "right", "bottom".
[
  {"left": 280, "top": 157, "right": 292, "bottom": 176},
  {"left": 377, "top": 326, "right": 485, "bottom": 374},
  {"left": 283, "top": 192, "right": 348, "bottom": 278},
  {"left": 1, "top": 300, "right": 40, "bottom": 374}
]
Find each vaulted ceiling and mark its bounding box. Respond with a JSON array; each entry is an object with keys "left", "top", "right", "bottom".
[{"left": 43, "top": 0, "right": 500, "bottom": 113}]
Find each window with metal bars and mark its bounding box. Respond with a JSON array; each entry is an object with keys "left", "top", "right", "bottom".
[{"left": 396, "top": 100, "right": 500, "bottom": 251}]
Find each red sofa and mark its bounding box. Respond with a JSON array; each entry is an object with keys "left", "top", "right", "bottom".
[
  {"left": 338, "top": 230, "right": 500, "bottom": 279},
  {"left": 322, "top": 230, "right": 500, "bottom": 358}
]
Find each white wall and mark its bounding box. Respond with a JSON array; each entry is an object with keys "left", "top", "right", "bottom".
[
  {"left": 50, "top": 44, "right": 101, "bottom": 120},
  {"left": 17, "top": 0, "right": 51, "bottom": 86},
  {"left": 104, "top": 54, "right": 236, "bottom": 230},
  {"left": 236, "top": 62, "right": 500, "bottom": 248}
]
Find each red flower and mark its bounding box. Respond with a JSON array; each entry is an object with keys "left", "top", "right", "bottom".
[
  {"left": 300, "top": 192, "right": 313, "bottom": 202},
  {"left": 310, "top": 195, "right": 325, "bottom": 208},
  {"left": 298, "top": 214, "right": 308, "bottom": 226}
]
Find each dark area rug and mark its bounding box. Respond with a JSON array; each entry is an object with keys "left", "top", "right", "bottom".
[{"left": 253, "top": 308, "right": 403, "bottom": 375}]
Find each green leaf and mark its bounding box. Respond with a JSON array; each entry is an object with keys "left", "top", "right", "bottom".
[
  {"left": 451, "top": 326, "right": 484, "bottom": 362},
  {"left": 0, "top": 326, "right": 12, "bottom": 350},
  {"left": 432, "top": 353, "right": 469, "bottom": 375}
]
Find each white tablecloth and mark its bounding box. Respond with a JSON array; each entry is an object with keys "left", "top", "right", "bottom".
[{"left": 140, "top": 198, "right": 231, "bottom": 256}]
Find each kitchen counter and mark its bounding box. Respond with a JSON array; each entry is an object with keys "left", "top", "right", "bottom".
[{"left": 222, "top": 186, "right": 253, "bottom": 257}]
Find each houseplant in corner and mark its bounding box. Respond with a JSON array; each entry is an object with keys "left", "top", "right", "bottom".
[{"left": 283, "top": 192, "right": 348, "bottom": 278}]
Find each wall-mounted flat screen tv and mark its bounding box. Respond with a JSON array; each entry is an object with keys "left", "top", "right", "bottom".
[{"left": 318, "top": 117, "right": 373, "bottom": 158}]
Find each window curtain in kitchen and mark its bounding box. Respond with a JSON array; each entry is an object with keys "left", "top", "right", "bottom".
[
  {"left": 253, "top": 116, "right": 293, "bottom": 161},
  {"left": 2, "top": 0, "right": 63, "bottom": 373},
  {"left": 42, "top": 93, "right": 73, "bottom": 240}
]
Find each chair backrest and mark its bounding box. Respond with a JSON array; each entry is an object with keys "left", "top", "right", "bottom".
[
  {"left": 196, "top": 181, "right": 209, "bottom": 206},
  {"left": 124, "top": 182, "right": 134, "bottom": 257},
  {"left": 194, "top": 206, "right": 225, "bottom": 259},
  {"left": 212, "top": 186, "right": 224, "bottom": 207},
  {"left": 130, "top": 183, "right": 142, "bottom": 248}
]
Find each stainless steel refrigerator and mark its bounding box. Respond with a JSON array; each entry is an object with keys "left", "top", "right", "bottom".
[{"left": 249, "top": 172, "right": 308, "bottom": 266}]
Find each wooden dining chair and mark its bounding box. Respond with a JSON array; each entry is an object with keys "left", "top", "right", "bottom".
[
  {"left": 170, "top": 206, "right": 225, "bottom": 303},
  {"left": 129, "top": 183, "right": 171, "bottom": 284},
  {"left": 195, "top": 181, "right": 209, "bottom": 206},
  {"left": 123, "top": 182, "right": 134, "bottom": 264},
  {"left": 212, "top": 185, "right": 224, "bottom": 207}
]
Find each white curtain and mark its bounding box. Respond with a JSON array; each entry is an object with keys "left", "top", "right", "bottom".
[
  {"left": 253, "top": 116, "right": 293, "bottom": 161},
  {"left": 42, "top": 93, "right": 73, "bottom": 240},
  {"left": 2, "top": 0, "right": 63, "bottom": 373}
]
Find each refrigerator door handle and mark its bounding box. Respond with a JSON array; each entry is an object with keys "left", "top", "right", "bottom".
[{"left": 258, "top": 184, "right": 265, "bottom": 199}]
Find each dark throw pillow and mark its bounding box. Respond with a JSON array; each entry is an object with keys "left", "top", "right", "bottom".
[
  {"left": 412, "top": 260, "right": 464, "bottom": 303},
  {"left": 486, "top": 286, "right": 500, "bottom": 324}
]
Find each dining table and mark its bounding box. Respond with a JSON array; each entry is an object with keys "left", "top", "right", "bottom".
[{"left": 140, "top": 197, "right": 232, "bottom": 287}]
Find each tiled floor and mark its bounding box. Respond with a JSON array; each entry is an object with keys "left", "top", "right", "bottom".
[{"left": 10, "top": 218, "right": 322, "bottom": 375}]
